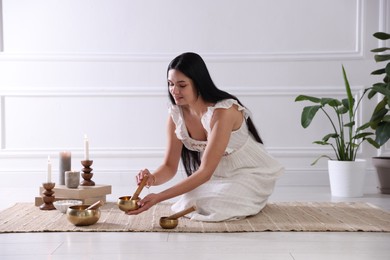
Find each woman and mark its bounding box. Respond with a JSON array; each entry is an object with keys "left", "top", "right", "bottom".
[{"left": 127, "top": 52, "right": 284, "bottom": 221}]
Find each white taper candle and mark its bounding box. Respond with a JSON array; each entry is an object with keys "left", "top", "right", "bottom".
[
  {"left": 84, "top": 134, "right": 89, "bottom": 160},
  {"left": 47, "top": 156, "right": 52, "bottom": 183}
]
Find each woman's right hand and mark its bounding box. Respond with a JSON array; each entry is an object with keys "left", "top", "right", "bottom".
[
  {"left": 126, "top": 193, "right": 160, "bottom": 215},
  {"left": 136, "top": 168, "right": 155, "bottom": 187}
]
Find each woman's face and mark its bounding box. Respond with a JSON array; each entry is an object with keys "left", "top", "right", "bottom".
[{"left": 168, "top": 69, "right": 198, "bottom": 106}]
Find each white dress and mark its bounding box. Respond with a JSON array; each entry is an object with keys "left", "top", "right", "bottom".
[{"left": 169, "top": 99, "right": 284, "bottom": 222}]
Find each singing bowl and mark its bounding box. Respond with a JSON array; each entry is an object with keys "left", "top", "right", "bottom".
[
  {"left": 117, "top": 196, "right": 140, "bottom": 212},
  {"left": 66, "top": 205, "right": 101, "bottom": 226},
  {"left": 159, "top": 217, "right": 179, "bottom": 229}
]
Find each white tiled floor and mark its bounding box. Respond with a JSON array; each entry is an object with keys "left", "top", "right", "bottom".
[{"left": 1, "top": 185, "right": 390, "bottom": 260}]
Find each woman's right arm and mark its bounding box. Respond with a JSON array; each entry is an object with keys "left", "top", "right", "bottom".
[{"left": 138, "top": 116, "right": 182, "bottom": 186}]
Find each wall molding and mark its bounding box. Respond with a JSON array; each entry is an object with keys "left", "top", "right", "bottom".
[
  {"left": 379, "top": 0, "right": 390, "bottom": 32},
  {"left": 0, "top": 0, "right": 3, "bottom": 52},
  {"left": 0, "top": 85, "right": 369, "bottom": 159},
  {"left": 0, "top": 147, "right": 165, "bottom": 158},
  {"left": 0, "top": 85, "right": 366, "bottom": 97},
  {"left": 0, "top": 146, "right": 343, "bottom": 159},
  {"left": 0, "top": 96, "right": 4, "bottom": 150},
  {"left": 0, "top": 50, "right": 364, "bottom": 63},
  {"left": 0, "top": 0, "right": 364, "bottom": 63},
  {"left": 0, "top": 1, "right": 363, "bottom": 62},
  {"left": 0, "top": 87, "right": 167, "bottom": 97},
  {"left": 0, "top": 0, "right": 364, "bottom": 62}
]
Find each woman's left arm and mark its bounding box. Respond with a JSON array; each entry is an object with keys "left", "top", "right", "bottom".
[{"left": 126, "top": 107, "right": 241, "bottom": 215}]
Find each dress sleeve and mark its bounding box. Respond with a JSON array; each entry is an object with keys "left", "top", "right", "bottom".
[
  {"left": 168, "top": 104, "right": 186, "bottom": 140},
  {"left": 201, "top": 99, "right": 252, "bottom": 133}
]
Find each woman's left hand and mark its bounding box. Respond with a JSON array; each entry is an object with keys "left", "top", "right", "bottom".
[{"left": 125, "top": 193, "right": 160, "bottom": 215}]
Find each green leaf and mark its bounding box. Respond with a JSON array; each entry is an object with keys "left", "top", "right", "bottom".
[
  {"left": 371, "top": 105, "right": 388, "bottom": 121},
  {"left": 295, "top": 95, "right": 321, "bottom": 103},
  {"left": 366, "top": 138, "right": 380, "bottom": 149},
  {"left": 373, "top": 32, "right": 390, "bottom": 40},
  {"left": 382, "top": 115, "right": 390, "bottom": 122},
  {"left": 375, "top": 122, "right": 390, "bottom": 146},
  {"left": 337, "top": 106, "right": 348, "bottom": 114},
  {"left": 341, "top": 98, "right": 350, "bottom": 109},
  {"left": 344, "top": 121, "right": 355, "bottom": 127},
  {"left": 372, "top": 83, "right": 390, "bottom": 96},
  {"left": 321, "top": 133, "right": 338, "bottom": 142},
  {"left": 386, "top": 63, "right": 390, "bottom": 76},
  {"left": 370, "top": 103, "right": 388, "bottom": 129},
  {"left": 353, "top": 132, "right": 374, "bottom": 139},
  {"left": 313, "top": 141, "right": 330, "bottom": 145},
  {"left": 368, "top": 88, "right": 378, "bottom": 99},
  {"left": 320, "top": 98, "right": 341, "bottom": 107},
  {"left": 341, "top": 98, "right": 354, "bottom": 114},
  {"left": 356, "top": 122, "right": 371, "bottom": 131},
  {"left": 311, "top": 155, "right": 333, "bottom": 166},
  {"left": 348, "top": 143, "right": 359, "bottom": 149},
  {"left": 371, "top": 68, "right": 386, "bottom": 75},
  {"left": 342, "top": 65, "right": 354, "bottom": 119},
  {"left": 371, "top": 47, "right": 390, "bottom": 52},
  {"left": 375, "top": 54, "right": 390, "bottom": 62},
  {"left": 301, "top": 105, "right": 321, "bottom": 128},
  {"left": 373, "top": 82, "right": 388, "bottom": 88}
]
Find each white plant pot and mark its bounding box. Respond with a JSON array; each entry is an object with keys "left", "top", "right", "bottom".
[{"left": 328, "top": 159, "right": 366, "bottom": 197}]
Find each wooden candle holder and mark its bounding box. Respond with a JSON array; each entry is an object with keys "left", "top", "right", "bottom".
[
  {"left": 39, "top": 182, "right": 56, "bottom": 210},
  {"left": 80, "top": 160, "right": 95, "bottom": 186}
]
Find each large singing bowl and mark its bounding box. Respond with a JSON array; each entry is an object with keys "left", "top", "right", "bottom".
[{"left": 66, "top": 205, "right": 101, "bottom": 226}]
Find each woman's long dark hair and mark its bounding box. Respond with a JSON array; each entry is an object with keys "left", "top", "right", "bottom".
[{"left": 167, "top": 52, "right": 263, "bottom": 176}]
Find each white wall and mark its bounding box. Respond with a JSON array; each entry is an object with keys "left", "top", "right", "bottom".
[{"left": 0, "top": 0, "right": 389, "bottom": 192}]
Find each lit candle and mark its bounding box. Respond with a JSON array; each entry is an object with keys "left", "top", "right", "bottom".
[
  {"left": 47, "top": 156, "right": 52, "bottom": 183},
  {"left": 84, "top": 134, "right": 89, "bottom": 160}
]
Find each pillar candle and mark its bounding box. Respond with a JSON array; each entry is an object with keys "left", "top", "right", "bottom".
[
  {"left": 59, "top": 151, "right": 71, "bottom": 185},
  {"left": 84, "top": 135, "right": 89, "bottom": 160},
  {"left": 47, "top": 156, "right": 52, "bottom": 183}
]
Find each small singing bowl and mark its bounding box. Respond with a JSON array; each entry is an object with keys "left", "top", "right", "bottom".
[
  {"left": 159, "top": 217, "right": 179, "bottom": 229},
  {"left": 117, "top": 196, "right": 140, "bottom": 212},
  {"left": 66, "top": 205, "right": 101, "bottom": 226}
]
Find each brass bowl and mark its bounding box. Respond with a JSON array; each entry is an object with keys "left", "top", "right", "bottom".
[
  {"left": 66, "top": 205, "right": 101, "bottom": 226},
  {"left": 159, "top": 217, "right": 179, "bottom": 229},
  {"left": 117, "top": 196, "right": 140, "bottom": 212}
]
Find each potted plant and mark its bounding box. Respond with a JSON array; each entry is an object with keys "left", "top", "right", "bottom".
[
  {"left": 367, "top": 32, "right": 390, "bottom": 194},
  {"left": 295, "top": 66, "right": 379, "bottom": 197}
]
